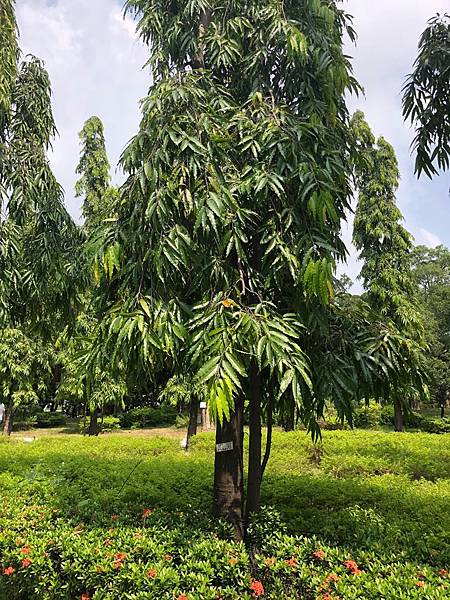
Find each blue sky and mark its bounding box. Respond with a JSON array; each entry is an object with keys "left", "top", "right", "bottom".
[{"left": 16, "top": 0, "right": 449, "bottom": 285}]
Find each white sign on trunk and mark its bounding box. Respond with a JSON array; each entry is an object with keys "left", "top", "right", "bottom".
[{"left": 216, "top": 441, "right": 234, "bottom": 453}]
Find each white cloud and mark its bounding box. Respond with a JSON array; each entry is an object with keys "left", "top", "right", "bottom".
[{"left": 16, "top": 0, "right": 149, "bottom": 221}]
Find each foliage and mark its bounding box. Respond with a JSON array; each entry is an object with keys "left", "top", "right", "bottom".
[
  {"left": 33, "top": 412, "right": 67, "bottom": 429},
  {"left": 402, "top": 13, "right": 450, "bottom": 178},
  {"left": 0, "top": 430, "right": 450, "bottom": 598},
  {"left": 93, "top": 0, "right": 360, "bottom": 435},
  {"left": 0, "top": 0, "right": 18, "bottom": 131}
]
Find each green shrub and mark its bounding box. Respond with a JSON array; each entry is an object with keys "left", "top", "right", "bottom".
[
  {"left": 100, "top": 416, "right": 121, "bottom": 432},
  {"left": 353, "top": 401, "right": 382, "bottom": 428},
  {"left": 33, "top": 412, "right": 67, "bottom": 428},
  {"left": 120, "top": 406, "right": 178, "bottom": 429}
]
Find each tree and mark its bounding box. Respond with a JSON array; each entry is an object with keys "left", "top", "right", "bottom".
[
  {"left": 352, "top": 111, "right": 425, "bottom": 430},
  {"left": 411, "top": 245, "right": 450, "bottom": 415},
  {"left": 92, "top": 0, "right": 360, "bottom": 538},
  {"left": 402, "top": 13, "right": 450, "bottom": 178},
  {"left": 75, "top": 116, "right": 117, "bottom": 231},
  {"left": 0, "top": 4, "right": 79, "bottom": 433}
]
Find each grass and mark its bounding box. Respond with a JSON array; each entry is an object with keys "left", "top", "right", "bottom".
[{"left": 0, "top": 429, "right": 449, "bottom": 598}]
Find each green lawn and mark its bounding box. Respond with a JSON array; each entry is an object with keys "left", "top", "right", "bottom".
[{"left": 0, "top": 429, "right": 449, "bottom": 598}]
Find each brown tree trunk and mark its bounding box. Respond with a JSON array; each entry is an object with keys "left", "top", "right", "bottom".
[
  {"left": 212, "top": 397, "right": 244, "bottom": 541},
  {"left": 186, "top": 397, "right": 198, "bottom": 449},
  {"left": 246, "top": 360, "right": 262, "bottom": 524},
  {"left": 3, "top": 401, "right": 14, "bottom": 436},
  {"left": 284, "top": 401, "right": 295, "bottom": 432},
  {"left": 394, "top": 400, "right": 404, "bottom": 432},
  {"left": 88, "top": 407, "right": 99, "bottom": 436}
]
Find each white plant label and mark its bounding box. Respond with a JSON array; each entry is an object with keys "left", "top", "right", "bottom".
[{"left": 216, "top": 441, "right": 234, "bottom": 452}]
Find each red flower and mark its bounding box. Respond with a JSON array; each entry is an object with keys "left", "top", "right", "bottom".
[
  {"left": 147, "top": 568, "right": 157, "bottom": 578},
  {"left": 142, "top": 508, "right": 153, "bottom": 518},
  {"left": 20, "top": 546, "right": 31, "bottom": 555},
  {"left": 250, "top": 579, "right": 265, "bottom": 597},
  {"left": 111, "top": 515, "right": 119, "bottom": 521},
  {"left": 81, "top": 594, "right": 90, "bottom": 600},
  {"left": 438, "top": 569, "right": 449, "bottom": 577},
  {"left": 313, "top": 549, "right": 326, "bottom": 561},
  {"left": 178, "top": 595, "right": 188, "bottom": 600},
  {"left": 229, "top": 557, "right": 238, "bottom": 566},
  {"left": 285, "top": 557, "right": 298, "bottom": 568},
  {"left": 114, "top": 552, "right": 127, "bottom": 561},
  {"left": 344, "top": 560, "right": 361, "bottom": 575},
  {"left": 3, "top": 567, "right": 15, "bottom": 576},
  {"left": 415, "top": 581, "right": 425, "bottom": 588},
  {"left": 21, "top": 559, "right": 32, "bottom": 568},
  {"left": 325, "top": 573, "right": 340, "bottom": 584}
]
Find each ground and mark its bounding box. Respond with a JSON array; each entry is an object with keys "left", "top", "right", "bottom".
[{"left": 0, "top": 428, "right": 449, "bottom": 598}]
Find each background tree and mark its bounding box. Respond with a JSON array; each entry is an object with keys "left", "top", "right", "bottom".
[
  {"left": 0, "top": 328, "right": 53, "bottom": 435},
  {"left": 0, "top": 3, "right": 79, "bottom": 433},
  {"left": 411, "top": 245, "right": 450, "bottom": 415},
  {"left": 402, "top": 13, "right": 450, "bottom": 178},
  {"left": 352, "top": 111, "right": 426, "bottom": 431}
]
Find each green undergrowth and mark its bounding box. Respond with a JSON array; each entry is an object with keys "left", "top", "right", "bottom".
[{"left": 0, "top": 430, "right": 449, "bottom": 598}]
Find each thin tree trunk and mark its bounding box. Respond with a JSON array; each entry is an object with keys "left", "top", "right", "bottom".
[
  {"left": 394, "top": 400, "right": 403, "bottom": 432},
  {"left": 246, "top": 360, "right": 262, "bottom": 524},
  {"left": 3, "top": 400, "right": 13, "bottom": 436},
  {"left": 186, "top": 397, "right": 198, "bottom": 449},
  {"left": 261, "top": 392, "right": 273, "bottom": 479},
  {"left": 88, "top": 407, "right": 99, "bottom": 436},
  {"left": 284, "top": 400, "right": 295, "bottom": 432},
  {"left": 212, "top": 397, "right": 244, "bottom": 541}
]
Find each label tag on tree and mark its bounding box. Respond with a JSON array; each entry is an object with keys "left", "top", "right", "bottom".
[{"left": 216, "top": 441, "right": 233, "bottom": 452}]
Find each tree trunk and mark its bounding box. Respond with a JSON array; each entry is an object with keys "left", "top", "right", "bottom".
[
  {"left": 212, "top": 397, "right": 244, "bottom": 541},
  {"left": 394, "top": 400, "right": 404, "bottom": 432},
  {"left": 284, "top": 401, "right": 295, "bottom": 432},
  {"left": 88, "top": 407, "right": 99, "bottom": 436},
  {"left": 246, "top": 360, "right": 262, "bottom": 524},
  {"left": 186, "top": 397, "right": 198, "bottom": 449},
  {"left": 3, "top": 401, "right": 13, "bottom": 436},
  {"left": 261, "top": 392, "right": 273, "bottom": 479},
  {"left": 441, "top": 401, "right": 445, "bottom": 419}
]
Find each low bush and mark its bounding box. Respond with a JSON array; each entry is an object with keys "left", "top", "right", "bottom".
[
  {"left": 120, "top": 406, "right": 178, "bottom": 429},
  {"left": 100, "top": 416, "right": 121, "bottom": 432}
]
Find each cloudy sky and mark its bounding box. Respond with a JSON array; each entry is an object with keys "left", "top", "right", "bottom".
[{"left": 16, "top": 0, "right": 449, "bottom": 285}]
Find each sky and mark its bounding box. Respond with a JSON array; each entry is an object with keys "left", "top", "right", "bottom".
[{"left": 15, "top": 0, "right": 450, "bottom": 287}]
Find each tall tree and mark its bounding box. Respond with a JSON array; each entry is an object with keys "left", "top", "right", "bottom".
[
  {"left": 352, "top": 111, "right": 424, "bottom": 430},
  {"left": 0, "top": 3, "right": 78, "bottom": 432},
  {"left": 92, "top": 0, "right": 359, "bottom": 537},
  {"left": 402, "top": 13, "right": 450, "bottom": 178},
  {"left": 72, "top": 115, "right": 124, "bottom": 435}
]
